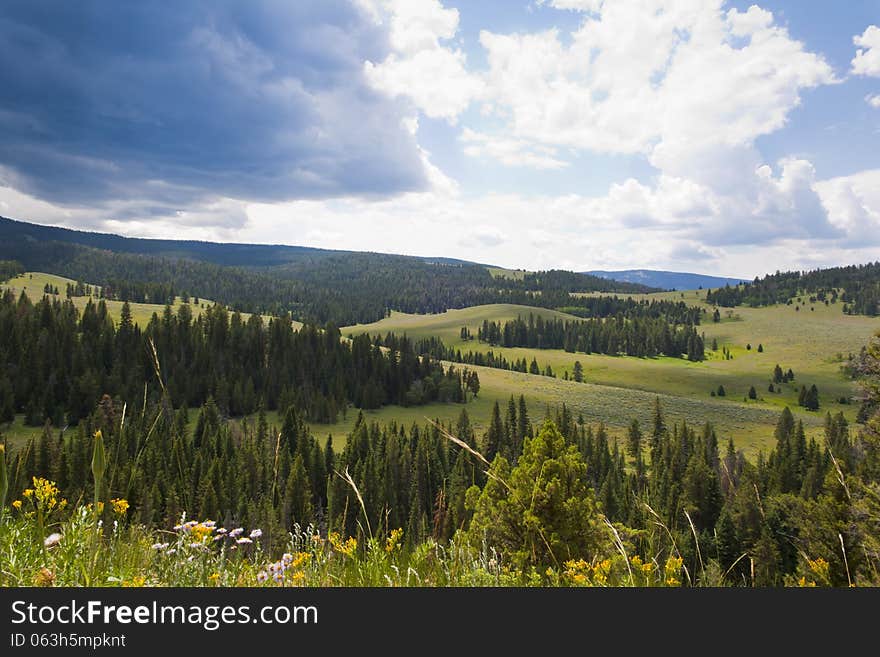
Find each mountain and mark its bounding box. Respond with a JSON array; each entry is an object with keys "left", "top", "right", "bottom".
[
  {"left": 0, "top": 216, "right": 655, "bottom": 325},
  {"left": 584, "top": 269, "right": 749, "bottom": 291}
]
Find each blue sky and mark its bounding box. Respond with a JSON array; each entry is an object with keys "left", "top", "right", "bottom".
[{"left": 1, "top": 0, "right": 879, "bottom": 278}]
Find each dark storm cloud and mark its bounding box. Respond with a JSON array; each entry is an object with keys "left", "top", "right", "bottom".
[{"left": 0, "top": 0, "right": 427, "bottom": 209}]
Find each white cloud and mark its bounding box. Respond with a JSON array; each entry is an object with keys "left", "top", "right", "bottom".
[
  {"left": 540, "top": 0, "right": 605, "bottom": 13},
  {"left": 459, "top": 128, "right": 568, "bottom": 169},
  {"left": 852, "top": 25, "right": 880, "bottom": 76},
  {"left": 363, "top": 0, "right": 484, "bottom": 121},
  {"left": 479, "top": 1, "right": 834, "bottom": 160},
  {"left": 815, "top": 169, "right": 880, "bottom": 245},
  {"left": 867, "top": 94, "right": 880, "bottom": 108}
]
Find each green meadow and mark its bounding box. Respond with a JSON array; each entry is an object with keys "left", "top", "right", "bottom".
[
  {"left": 3, "top": 271, "right": 300, "bottom": 330},
  {"left": 341, "top": 294, "right": 880, "bottom": 458},
  {"left": 4, "top": 273, "right": 878, "bottom": 460}
]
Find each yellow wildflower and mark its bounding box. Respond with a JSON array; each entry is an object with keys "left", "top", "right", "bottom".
[
  {"left": 12, "top": 500, "right": 21, "bottom": 509},
  {"left": 23, "top": 488, "right": 33, "bottom": 498},
  {"left": 190, "top": 522, "right": 214, "bottom": 542},
  {"left": 385, "top": 528, "right": 404, "bottom": 553},
  {"left": 290, "top": 552, "right": 311, "bottom": 569},
  {"left": 807, "top": 558, "right": 829, "bottom": 580},
  {"left": 33, "top": 567, "right": 55, "bottom": 587},
  {"left": 664, "top": 556, "right": 683, "bottom": 587},
  {"left": 329, "top": 532, "right": 357, "bottom": 556},
  {"left": 111, "top": 498, "right": 129, "bottom": 515}
]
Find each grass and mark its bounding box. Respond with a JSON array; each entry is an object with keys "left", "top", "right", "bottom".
[
  {"left": 5, "top": 273, "right": 878, "bottom": 459},
  {"left": 486, "top": 266, "right": 528, "bottom": 281},
  {"left": 342, "top": 303, "right": 584, "bottom": 343},
  {"left": 3, "top": 272, "right": 300, "bottom": 330},
  {"left": 0, "top": 504, "right": 686, "bottom": 587},
  {"left": 341, "top": 296, "right": 880, "bottom": 459}
]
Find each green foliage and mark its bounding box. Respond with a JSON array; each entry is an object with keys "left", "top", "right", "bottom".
[
  {"left": 466, "top": 420, "right": 608, "bottom": 570},
  {"left": 476, "top": 310, "right": 705, "bottom": 360},
  {"left": 705, "top": 263, "right": 879, "bottom": 317},
  {"left": 0, "top": 217, "right": 654, "bottom": 326}
]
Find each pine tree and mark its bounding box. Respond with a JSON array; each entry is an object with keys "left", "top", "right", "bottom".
[
  {"left": 626, "top": 419, "right": 642, "bottom": 462},
  {"left": 805, "top": 384, "right": 819, "bottom": 411},
  {"left": 773, "top": 364, "right": 784, "bottom": 383}
]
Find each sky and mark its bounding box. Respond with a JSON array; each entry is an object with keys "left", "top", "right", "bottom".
[{"left": 1, "top": 1, "right": 879, "bottom": 278}]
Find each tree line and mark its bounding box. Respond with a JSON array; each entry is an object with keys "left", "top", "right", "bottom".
[
  {"left": 705, "top": 262, "right": 880, "bottom": 316},
  {"left": 476, "top": 314, "right": 706, "bottom": 361},
  {"left": 7, "top": 371, "right": 878, "bottom": 585},
  {"left": 0, "top": 290, "right": 478, "bottom": 427},
  {"left": 0, "top": 217, "right": 663, "bottom": 326}
]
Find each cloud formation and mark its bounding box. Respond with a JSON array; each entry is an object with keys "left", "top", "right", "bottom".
[
  {"left": 1, "top": 1, "right": 878, "bottom": 278},
  {"left": 362, "top": 0, "right": 484, "bottom": 122},
  {"left": 0, "top": 0, "right": 428, "bottom": 215},
  {"left": 852, "top": 25, "right": 880, "bottom": 76}
]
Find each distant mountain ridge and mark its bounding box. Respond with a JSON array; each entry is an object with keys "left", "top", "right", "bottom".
[
  {"left": 585, "top": 269, "right": 749, "bottom": 291},
  {"left": 0, "top": 216, "right": 655, "bottom": 325},
  {"left": 0, "top": 215, "right": 482, "bottom": 269}
]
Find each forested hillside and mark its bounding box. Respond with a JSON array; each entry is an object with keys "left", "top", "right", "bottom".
[
  {"left": 0, "top": 217, "right": 654, "bottom": 325},
  {"left": 706, "top": 262, "right": 880, "bottom": 316},
  {"left": 0, "top": 290, "right": 477, "bottom": 427},
  {"left": 5, "top": 338, "right": 879, "bottom": 586}
]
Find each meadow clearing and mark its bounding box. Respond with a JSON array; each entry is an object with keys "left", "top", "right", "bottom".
[
  {"left": 341, "top": 291, "right": 880, "bottom": 457},
  {"left": 3, "top": 273, "right": 878, "bottom": 459}
]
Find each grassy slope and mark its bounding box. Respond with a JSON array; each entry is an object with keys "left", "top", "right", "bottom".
[
  {"left": 4, "top": 275, "right": 878, "bottom": 460},
  {"left": 3, "top": 272, "right": 301, "bottom": 329},
  {"left": 340, "top": 291, "right": 880, "bottom": 458}
]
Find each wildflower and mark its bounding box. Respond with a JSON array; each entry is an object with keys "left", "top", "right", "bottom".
[
  {"left": 190, "top": 523, "right": 214, "bottom": 542},
  {"left": 23, "top": 488, "right": 33, "bottom": 498},
  {"left": 289, "top": 571, "right": 305, "bottom": 585},
  {"left": 166, "top": 548, "right": 176, "bottom": 555},
  {"left": 664, "top": 555, "right": 683, "bottom": 587},
  {"left": 12, "top": 500, "right": 21, "bottom": 510},
  {"left": 385, "top": 528, "right": 404, "bottom": 553},
  {"left": 33, "top": 567, "right": 55, "bottom": 587},
  {"left": 151, "top": 542, "right": 169, "bottom": 551},
  {"left": 256, "top": 572, "right": 269, "bottom": 583},
  {"left": 202, "top": 520, "right": 216, "bottom": 529},
  {"left": 329, "top": 532, "right": 357, "bottom": 556},
  {"left": 229, "top": 528, "right": 244, "bottom": 538},
  {"left": 236, "top": 537, "right": 252, "bottom": 545},
  {"left": 189, "top": 542, "right": 205, "bottom": 549},
  {"left": 208, "top": 573, "right": 220, "bottom": 582},
  {"left": 110, "top": 498, "right": 129, "bottom": 515},
  {"left": 282, "top": 553, "right": 293, "bottom": 566},
  {"left": 43, "top": 533, "right": 62, "bottom": 548},
  {"left": 249, "top": 528, "right": 263, "bottom": 539},
  {"left": 215, "top": 527, "right": 228, "bottom": 535},
  {"left": 273, "top": 571, "right": 284, "bottom": 584}
]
